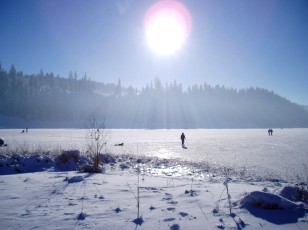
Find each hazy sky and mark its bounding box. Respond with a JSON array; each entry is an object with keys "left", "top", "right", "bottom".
[{"left": 1, "top": 0, "right": 307, "bottom": 105}]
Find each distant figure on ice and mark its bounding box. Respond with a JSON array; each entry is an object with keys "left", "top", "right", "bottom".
[
  {"left": 181, "top": 132, "right": 186, "bottom": 146},
  {"left": 0, "top": 138, "right": 4, "bottom": 147},
  {"left": 268, "top": 129, "right": 273, "bottom": 136}
]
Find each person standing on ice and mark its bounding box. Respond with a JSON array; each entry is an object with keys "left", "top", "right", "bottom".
[
  {"left": 181, "top": 132, "right": 186, "bottom": 146},
  {"left": 268, "top": 129, "right": 273, "bottom": 136}
]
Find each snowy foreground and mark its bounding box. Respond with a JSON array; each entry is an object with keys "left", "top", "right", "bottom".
[
  {"left": 0, "top": 150, "right": 307, "bottom": 230},
  {"left": 0, "top": 129, "right": 308, "bottom": 229}
]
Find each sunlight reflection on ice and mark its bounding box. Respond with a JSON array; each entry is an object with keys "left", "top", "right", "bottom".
[
  {"left": 1, "top": 128, "right": 308, "bottom": 180},
  {"left": 137, "top": 163, "right": 214, "bottom": 178}
]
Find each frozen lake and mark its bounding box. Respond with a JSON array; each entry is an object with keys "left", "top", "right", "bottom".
[{"left": 1, "top": 128, "right": 308, "bottom": 180}]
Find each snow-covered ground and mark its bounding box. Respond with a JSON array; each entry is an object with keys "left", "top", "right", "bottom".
[{"left": 0, "top": 129, "right": 307, "bottom": 229}]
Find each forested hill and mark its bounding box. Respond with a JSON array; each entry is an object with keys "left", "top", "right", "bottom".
[{"left": 1, "top": 64, "right": 308, "bottom": 128}]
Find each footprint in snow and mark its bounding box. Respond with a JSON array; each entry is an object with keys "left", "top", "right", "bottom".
[
  {"left": 179, "top": 212, "right": 188, "bottom": 217},
  {"left": 77, "top": 212, "right": 88, "bottom": 220},
  {"left": 21, "top": 210, "right": 31, "bottom": 216},
  {"left": 167, "top": 201, "right": 178, "bottom": 205},
  {"left": 64, "top": 176, "right": 84, "bottom": 183},
  {"left": 163, "top": 218, "right": 176, "bottom": 222},
  {"left": 143, "top": 187, "right": 159, "bottom": 191},
  {"left": 170, "top": 224, "right": 180, "bottom": 230},
  {"left": 94, "top": 194, "right": 105, "bottom": 199},
  {"left": 68, "top": 202, "right": 77, "bottom": 206},
  {"left": 212, "top": 208, "right": 220, "bottom": 216}
]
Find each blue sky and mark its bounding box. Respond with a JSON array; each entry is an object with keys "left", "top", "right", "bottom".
[{"left": 1, "top": 0, "right": 308, "bottom": 105}]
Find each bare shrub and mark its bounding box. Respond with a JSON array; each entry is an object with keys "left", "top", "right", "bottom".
[
  {"left": 85, "top": 114, "right": 108, "bottom": 173},
  {"left": 56, "top": 150, "right": 80, "bottom": 164},
  {"left": 222, "top": 167, "right": 235, "bottom": 214}
]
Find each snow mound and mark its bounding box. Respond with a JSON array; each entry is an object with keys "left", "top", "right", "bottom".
[
  {"left": 0, "top": 150, "right": 92, "bottom": 174},
  {"left": 0, "top": 153, "right": 53, "bottom": 174},
  {"left": 279, "top": 185, "right": 308, "bottom": 204},
  {"left": 241, "top": 191, "right": 303, "bottom": 210},
  {"left": 241, "top": 190, "right": 307, "bottom": 224}
]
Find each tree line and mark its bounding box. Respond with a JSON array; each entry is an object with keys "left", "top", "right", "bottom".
[{"left": 1, "top": 64, "right": 308, "bottom": 128}]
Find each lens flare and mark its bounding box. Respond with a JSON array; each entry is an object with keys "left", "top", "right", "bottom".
[{"left": 144, "top": 0, "right": 192, "bottom": 56}]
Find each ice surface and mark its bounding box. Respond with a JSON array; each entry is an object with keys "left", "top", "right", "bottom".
[{"left": 0, "top": 128, "right": 308, "bottom": 179}]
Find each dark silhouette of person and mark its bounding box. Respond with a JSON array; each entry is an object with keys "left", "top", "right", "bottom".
[
  {"left": 0, "top": 138, "right": 4, "bottom": 147},
  {"left": 181, "top": 132, "right": 186, "bottom": 146},
  {"left": 268, "top": 129, "right": 273, "bottom": 136}
]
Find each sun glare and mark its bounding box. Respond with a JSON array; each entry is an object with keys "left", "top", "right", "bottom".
[{"left": 144, "top": 0, "right": 192, "bottom": 56}]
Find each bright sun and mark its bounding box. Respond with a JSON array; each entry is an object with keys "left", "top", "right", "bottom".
[{"left": 144, "top": 0, "right": 192, "bottom": 56}]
